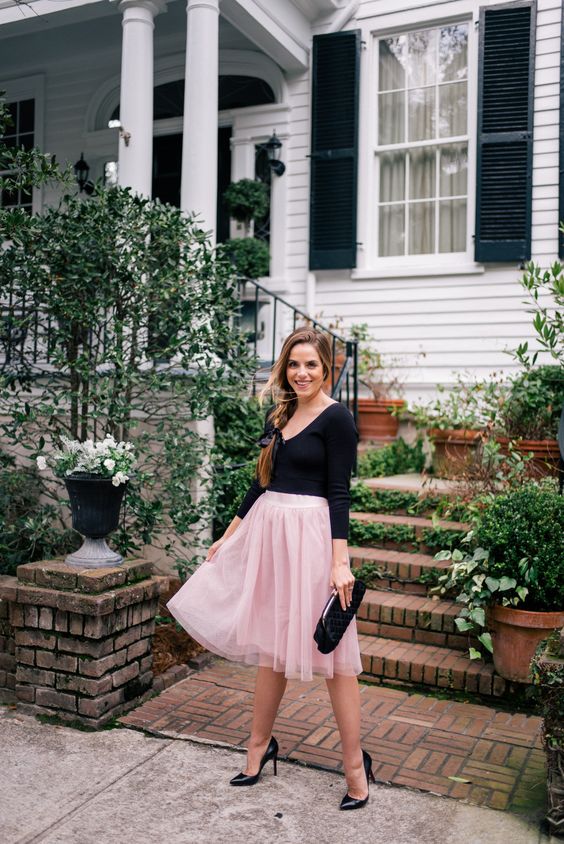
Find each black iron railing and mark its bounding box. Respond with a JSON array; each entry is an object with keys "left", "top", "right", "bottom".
[{"left": 237, "top": 277, "right": 358, "bottom": 428}]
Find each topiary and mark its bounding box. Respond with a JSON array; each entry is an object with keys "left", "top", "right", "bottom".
[
  {"left": 472, "top": 482, "right": 564, "bottom": 610},
  {"left": 223, "top": 237, "right": 270, "bottom": 279},
  {"left": 223, "top": 179, "right": 269, "bottom": 226}
]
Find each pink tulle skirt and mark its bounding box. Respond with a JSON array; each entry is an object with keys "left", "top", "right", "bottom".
[{"left": 166, "top": 490, "right": 362, "bottom": 681}]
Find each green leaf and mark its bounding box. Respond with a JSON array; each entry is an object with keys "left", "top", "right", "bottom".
[
  {"left": 477, "top": 632, "right": 493, "bottom": 654},
  {"left": 455, "top": 618, "right": 474, "bottom": 632},
  {"left": 516, "top": 586, "right": 528, "bottom": 602},
  {"left": 485, "top": 577, "right": 500, "bottom": 592},
  {"left": 448, "top": 776, "right": 472, "bottom": 784},
  {"left": 469, "top": 607, "right": 486, "bottom": 627},
  {"left": 499, "top": 577, "right": 517, "bottom": 592},
  {"left": 468, "top": 648, "right": 482, "bottom": 661}
]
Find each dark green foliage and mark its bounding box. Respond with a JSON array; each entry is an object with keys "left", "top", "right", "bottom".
[
  {"left": 422, "top": 528, "right": 465, "bottom": 552},
  {"left": 350, "top": 482, "right": 420, "bottom": 514},
  {"left": 223, "top": 237, "right": 270, "bottom": 279},
  {"left": 0, "top": 457, "right": 77, "bottom": 574},
  {"left": 499, "top": 365, "right": 564, "bottom": 440},
  {"left": 348, "top": 519, "right": 416, "bottom": 549},
  {"left": 357, "top": 438, "right": 425, "bottom": 478},
  {"left": 350, "top": 560, "right": 393, "bottom": 588},
  {"left": 223, "top": 179, "right": 269, "bottom": 225},
  {"left": 472, "top": 483, "right": 564, "bottom": 610}
]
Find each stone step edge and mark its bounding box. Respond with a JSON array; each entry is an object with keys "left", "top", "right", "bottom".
[{"left": 357, "top": 634, "right": 506, "bottom": 698}]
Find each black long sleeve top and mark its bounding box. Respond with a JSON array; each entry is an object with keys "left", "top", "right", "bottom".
[{"left": 236, "top": 402, "right": 358, "bottom": 539}]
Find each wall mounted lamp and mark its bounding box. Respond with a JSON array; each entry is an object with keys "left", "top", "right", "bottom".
[
  {"left": 264, "top": 131, "right": 285, "bottom": 177},
  {"left": 73, "top": 152, "right": 94, "bottom": 195}
]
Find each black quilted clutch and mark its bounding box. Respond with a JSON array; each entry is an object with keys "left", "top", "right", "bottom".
[{"left": 313, "top": 580, "right": 366, "bottom": 654}]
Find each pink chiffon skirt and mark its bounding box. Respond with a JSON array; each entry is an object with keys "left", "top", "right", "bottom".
[{"left": 166, "top": 490, "right": 362, "bottom": 681}]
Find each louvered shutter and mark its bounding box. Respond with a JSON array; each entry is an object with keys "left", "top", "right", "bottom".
[
  {"left": 309, "top": 30, "right": 360, "bottom": 270},
  {"left": 475, "top": 1, "right": 536, "bottom": 262},
  {"left": 559, "top": 6, "right": 564, "bottom": 259}
]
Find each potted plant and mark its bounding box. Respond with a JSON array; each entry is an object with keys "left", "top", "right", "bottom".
[
  {"left": 350, "top": 323, "right": 405, "bottom": 441},
  {"left": 37, "top": 434, "right": 136, "bottom": 568},
  {"left": 434, "top": 482, "right": 564, "bottom": 682},
  {"left": 410, "top": 377, "right": 502, "bottom": 478},
  {"left": 223, "top": 178, "right": 269, "bottom": 237},
  {"left": 495, "top": 365, "right": 564, "bottom": 477}
]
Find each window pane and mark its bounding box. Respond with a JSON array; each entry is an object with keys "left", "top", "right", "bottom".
[
  {"left": 407, "top": 29, "right": 436, "bottom": 88},
  {"left": 7, "top": 102, "right": 17, "bottom": 130},
  {"left": 438, "top": 81, "right": 467, "bottom": 137},
  {"left": 439, "top": 199, "right": 466, "bottom": 252},
  {"left": 379, "top": 37, "right": 406, "bottom": 91},
  {"left": 20, "top": 133, "right": 34, "bottom": 151},
  {"left": 379, "top": 204, "right": 405, "bottom": 256},
  {"left": 409, "top": 147, "right": 435, "bottom": 199},
  {"left": 440, "top": 144, "right": 467, "bottom": 196},
  {"left": 409, "top": 201, "right": 434, "bottom": 254},
  {"left": 380, "top": 152, "right": 405, "bottom": 202},
  {"left": 408, "top": 87, "right": 434, "bottom": 141},
  {"left": 1, "top": 187, "right": 18, "bottom": 207},
  {"left": 439, "top": 25, "right": 468, "bottom": 83},
  {"left": 378, "top": 91, "right": 405, "bottom": 144},
  {"left": 19, "top": 99, "right": 35, "bottom": 132}
]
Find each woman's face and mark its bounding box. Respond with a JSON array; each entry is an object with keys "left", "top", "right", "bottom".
[{"left": 286, "top": 342, "right": 325, "bottom": 399}]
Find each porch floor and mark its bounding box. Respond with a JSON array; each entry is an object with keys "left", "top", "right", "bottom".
[{"left": 120, "top": 657, "right": 545, "bottom": 818}]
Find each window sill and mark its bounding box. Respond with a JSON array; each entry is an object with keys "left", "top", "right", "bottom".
[{"left": 351, "top": 263, "right": 485, "bottom": 280}]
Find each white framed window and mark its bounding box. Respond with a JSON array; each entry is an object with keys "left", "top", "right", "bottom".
[
  {"left": 374, "top": 23, "right": 470, "bottom": 261},
  {"left": 0, "top": 75, "right": 45, "bottom": 214}
]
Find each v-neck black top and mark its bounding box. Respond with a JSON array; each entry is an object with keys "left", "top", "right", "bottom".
[{"left": 236, "top": 402, "right": 359, "bottom": 539}]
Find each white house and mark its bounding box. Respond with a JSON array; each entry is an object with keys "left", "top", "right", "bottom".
[{"left": 0, "top": 0, "right": 562, "bottom": 400}]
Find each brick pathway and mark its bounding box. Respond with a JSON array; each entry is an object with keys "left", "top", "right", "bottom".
[{"left": 120, "top": 657, "right": 546, "bottom": 815}]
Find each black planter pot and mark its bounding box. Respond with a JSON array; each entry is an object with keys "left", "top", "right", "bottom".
[{"left": 64, "top": 474, "right": 127, "bottom": 569}]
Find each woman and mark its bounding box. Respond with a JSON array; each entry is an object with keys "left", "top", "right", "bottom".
[{"left": 167, "top": 327, "right": 375, "bottom": 810}]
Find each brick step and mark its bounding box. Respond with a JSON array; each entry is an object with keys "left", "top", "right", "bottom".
[
  {"left": 350, "top": 546, "right": 449, "bottom": 595},
  {"left": 350, "top": 511, "right": 469, "bottom": 533},
  {"left": 357, "top": 634, "right": 507, "bottom": 698},
  {"left": 350, "top": 511, "right": 469, "bottom": 554},
  {"left": 361, "top": 473, "right": 460, "bottom": 499},
  {"left": 357, "top": 589, "right": 469, "bottom": 651}
]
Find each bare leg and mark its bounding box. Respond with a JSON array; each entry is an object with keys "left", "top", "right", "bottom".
[
  {"left": 244, "top": 666, "right": 287, "bottom": 775},
  {"left": 325, "top": 674, "right": 367, "bottom": 799}
]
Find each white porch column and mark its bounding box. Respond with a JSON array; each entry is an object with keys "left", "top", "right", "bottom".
[
  {"left": 181, "top": 0, "right": 219, "bottom": 244},
  {"left": 114, "top": 0, "right": 166, "bottom": 196}
]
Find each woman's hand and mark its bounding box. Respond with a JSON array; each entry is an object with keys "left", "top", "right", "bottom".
[
  {"left": 330, "top": 561, "right": 356, "bottom": 611},
  {"left": 205, "top": 537, "right": 226, "bottom": 562}
]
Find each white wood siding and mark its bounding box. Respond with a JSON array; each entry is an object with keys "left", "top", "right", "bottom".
[{"left": 284, "top": 0, "right": 563, "bottom": 401}]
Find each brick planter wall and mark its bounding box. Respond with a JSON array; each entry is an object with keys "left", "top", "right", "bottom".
[
  {"left": 0, "top": 559, "right": 168, "bottom": 728},
  {"left": 0, "top": 585, "right": 16, "bottom": 702}
]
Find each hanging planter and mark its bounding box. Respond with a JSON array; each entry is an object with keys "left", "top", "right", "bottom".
[{"left": 64, "top": 474, "right": 127, "bottom": 568}]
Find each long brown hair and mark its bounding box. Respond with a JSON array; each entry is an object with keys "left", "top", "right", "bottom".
[{"left": 255, "top": 328, "right": 332, "bottom": 487}]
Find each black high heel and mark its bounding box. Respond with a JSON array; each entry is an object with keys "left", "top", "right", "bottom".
[
  {"left": 229, "top": 736, "right": 279, "bottom": 786},
  {"left": 339, "top": 749, "right": 376, "bottom": 810}
]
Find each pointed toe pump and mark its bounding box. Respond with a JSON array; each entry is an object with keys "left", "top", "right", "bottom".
[
  {"left": 339, "top": 749, "right": 376, "bottom": 810},
  {"left": 229, "top": 736, "right": 279, "bottom": 786}
]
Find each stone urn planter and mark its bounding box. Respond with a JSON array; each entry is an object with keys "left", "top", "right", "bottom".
[
  {"left": 64, "top": 474, "right": 127, "bottom": 568},
  {"left": 428, "top": 428, "right": 483, "bottom": 478},
  {"left": 357, "top": 397, "right": 405, "bottom": 441},
  {"left": 495, "top": 436, "right": 561, "bottom": 478},
  {"left": 489, "top": 604, "right": 564, "bottom": 683}
]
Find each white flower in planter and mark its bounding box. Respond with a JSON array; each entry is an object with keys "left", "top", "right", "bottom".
[
  {"left": 112, "top": 471, "right": 129, "bottom": 487},
  {"left": 104, "top": 458, "right": 116, "bottom": 471},
  {"left": 36, "top": 455, "right": 48, "bottom": 471}
]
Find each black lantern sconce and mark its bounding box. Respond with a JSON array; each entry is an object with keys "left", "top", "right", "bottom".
[
  {"left": 74, "top": 152, "right": 94, "bottom": 195},
  {"left": 264, "top": 131, "right": 285, "bottom": 177}
]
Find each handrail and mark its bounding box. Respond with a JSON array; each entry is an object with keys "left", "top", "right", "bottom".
[{"left": 237, "top": 277, "right": 359, "bottom": 429}]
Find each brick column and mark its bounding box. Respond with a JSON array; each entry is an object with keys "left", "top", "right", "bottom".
[
  {"left": 0, "top": 581, "right": 16, "bottom": 702},
  {"left": 0, "top": 559, "right": 168, "bottom": 728}
]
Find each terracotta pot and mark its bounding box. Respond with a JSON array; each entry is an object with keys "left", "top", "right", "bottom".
[
  {"left": 428, "top": 428, "right": 484, "bottom": 478},
  {"left": 489, "top": 604, "right": 564, "bottom": 683},
  {"left": 357, "top": 397, "right": 405, "bottom": 441},
  {"left": 495, "top": 436, "right": 561, "bottom": 478}
]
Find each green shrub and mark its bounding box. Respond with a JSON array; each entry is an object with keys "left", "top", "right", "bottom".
[
  {"left": 472, "top": 482, "right": 564, "bottom": 610},
  {"left": 223, "top": 179, "right": 269, "bottom": 225},
  {"left": 223, "top": 237, "right": 270, "bottom": 279},
  {"left": 357, "top": 438, "right": 425, "bottom": 478},
  {"left": 498, "top": 365, "right": 564, "bottom": 440},
  {"left": 350, "top": 483, "right": 420, "bottom": 514},
  {"left": 0, "top": 460, "right": 77, "bottom": 575}
]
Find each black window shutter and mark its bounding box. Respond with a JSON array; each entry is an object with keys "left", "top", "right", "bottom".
[
  {"left": 309, "top": 30, "right": 360, "bottom": 271},
  {"left": 559, "top": 4, "right": 564, "bottom": 259},
  {"left": 475, "top": 1, "right": 536, "bottom": 262}
]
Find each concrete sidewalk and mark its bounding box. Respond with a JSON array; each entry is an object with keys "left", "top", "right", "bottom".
[{"left": 1, "top": 707, "right": 553, "bottom": 844}]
